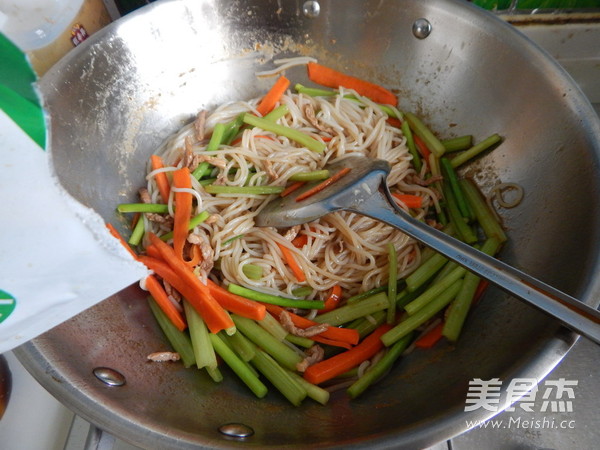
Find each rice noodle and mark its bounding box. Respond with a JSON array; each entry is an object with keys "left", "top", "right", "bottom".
[
  {"left": 255, "top": 56, "right": 318, "bottom": 77},
  {"left": 144, "top": 91, "right": 439, "bottom": 299},
  {"left": 490, "top": 182, "right": 524, "bottom": 209}
]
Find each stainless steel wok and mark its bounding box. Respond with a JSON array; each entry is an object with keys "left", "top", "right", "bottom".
[{"left": 15, "top": 0, "right": 600, "bottom": 448}]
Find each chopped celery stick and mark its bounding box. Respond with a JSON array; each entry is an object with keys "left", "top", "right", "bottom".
[
  {"left": 348, "top": 310, "right": 387, "bottom": 339},
  {"left": 258, "top": 312, "right": 289, "bottom": 341},
  {"left": 404, "top": 265, "right": 467, "bottom": 315},
  {"left": 192, "top": 162, "right": 211, "bottom": 180},
  {"left": 460, "top": 178, "right": 507, "bottom": 242},
  {"left": 285, "top": 334, "right": 314, "bottom": 348},
  {"left": 251, "top": 347, "right": 307, "bottom": 406},
  {"left": 160, "top": 211, "right": 210, "bottom": 241},
  {"left": 347, "top": 331, "right": 414, "bottom": 398},
  {"left": 223, "top": 329, "right": 256, "bottom": 362},
  {"left": 228, "top": 284, "right": 325, "bottom": 310},
  {"left": 206, "top": 366, "right": 223, "bottom": 382},
  {"left": 286, "top": 369, "right": 330, "bottom": 405},
  {"left": 222, "top": 114, "right": 246, "bottom": 145},
  {"left": 442, "top": 135, "right": 473, "bottom": 152},
  {"left": 289, "top": 170, "right": 330, "bottom": 182},
  {"left": 291, "top": 286, "right": 313, "bottom": 298},
  {"left": 117, "top": 203, "right": 169, "bottom": 214},
  {"left": 387, "top": 243, "right": 398, "bottom": 324},
  {"left": 263, "top": 105, "right": 289, "bottom": 122},
  {"left": 243, "top": 113, "right": 325, "bottom": 153},
  {"left": 295, "top": 83, "right": 336, "bottom": 97},
  {"left": 128, "top": 214, "right": 145, "bottom": 246},
  {"left": 402, "top": 120, "right": 422, "bottom": 172},
  {"left": 406, "top": 252, "right": 448, "bottom": 292},
  {"left": 313, "top": 292, "right": 389, "bottom": 326},
  {"left": 232, "top": 314, "right": 303, "bottom": 371},
  {"left": 450, "top": 134, "right": 502, "bottom": 168},
  {"left": 382, "top": 280, "right": 463, "bottom": 346},
  {"left": 347, "top": 286, "right": 387, "bottom": 304},
  {"left": 440, "top": 157, "right": 473, "bottom": 220},
  {"left": 242, "top": 263, "right": 263, "bottom": 280},
  {"left": 442, "top": 237, "right": 501, "bottom": 340},
  {"left": 442, "top": 181, "right": 477, "bottom": 244},
  {"left": 404, "top": 112, "right": 446, "bottom": 157},
  {"left": 183, "top": 301, "right": 217, "bottom": 370},
  {"left": 219, "top": 332, "right": 259, "bottom": 377},
  {"left": 198, "top": 177, "right": 217, "bottom": 186},
  {"left": 209, "top": 333, "right": 268, "bottom": 398},
  {"left": 148, "top": 298, "right": 195, "bottom": 368}
]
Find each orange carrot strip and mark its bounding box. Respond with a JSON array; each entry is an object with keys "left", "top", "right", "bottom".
[
  {"left": 310, "top": 335, "right": 353, "bottom": 350},
  {"left": 280, "top": 181, "right": 305, "bottom": 198},
  {"left": 147, "top": 233, "right": 234, "bottom": 334},
  {"left": 318, "top": 285, "right": 342, "bottom": 314},
  {"left": 138, "top": 255, "right": 186, "bottom": 291},
  {"left": 145, "top": 244, "right": 162, "bottom": 259},
  {"left": 472, "top": 279, "right": 490, "bottom": 306},
  {"left": 276, "top": 242, "right": 306, "bottom": 282},
  {"left": 307, "top": 62, "right": 397, "bottom": 106},
  {"left": 414, "top": 322, "right": 444, "bottom": 349},
  {"left": 303, "top": 323, "right": 393, "bottom": 385},
  {"left": 291, "top": 234, "right": 308, "bottom": 248},
  {"left": 256, "top": 76, "right": 291, "bottom": 117},
  {"left": 263, "top": 304, "right": 359, "bottom": 345},
  {"left": 145, "top": 275, "right": 187, "bottom": 331},
  {"left": 172, "top": 167, "right": 192, "bottom": 261},
  {"left": 207, "top": 280, "right": 266, "bottom": 321},
  {"left": 106, "top": 223, "right": 138, "bottom": 260},
  {"left": 150, "top": 155, "right": 171, "bottom": 203},
  {"left": 295, "top": 167, "right": 351, "bottom": 202},
  {"left": 386, "top": 117, "right": 402, "bottom": 128},
  {"left": 413, "top": 134, "right": 431, "bottom": 159},
  {"left": 184, "top": 244, "right": 202, "bottom": 268},
  {"left": 131, "top": 212, "right": 141, "bottom": 229},
  {"left": 391, "top": 193, "right": 423, "bottom": 209}
]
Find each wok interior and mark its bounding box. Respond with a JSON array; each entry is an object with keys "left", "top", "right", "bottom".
[{"left": 19, "top": 0, "right": 600, "bottom": 448}]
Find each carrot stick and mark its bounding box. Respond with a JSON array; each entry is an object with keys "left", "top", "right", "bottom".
[
  {"left": 291, "top": 234, "right": 308, "bottom": 248},
  {"left": 150, "top": 155, "right": 171, "bottom": 203},
  {"left": 414, "top": 321, "right": 444, "bottom": 348},
  {"left": 391, "top": 193, "right": 423, "bottom": 209},
  {"left": 263, "top": 304, "right": 359, "bottom": 345},
  {"left": 145, "top": 244, "right": 162, "bottom": 259},
  {"left": 295, "top": 167, "right": 351, "bottom": 202},
  {"left": 206, "top": 280, "right": 266, "bottom": 321},
  {"left": 185, "top": 244, "right": 202, "bottom": 268},
  {"left": 147, "top": 233, "right": 235, "bottom": 334},
  {"left": 318, "top": 285, "right": 342, "bottom": 314},
  {"left": 413, "top": 134, "right": 431, "bottom": 159},
  {"left": 280, "top": 181, "right": 305, "bottom": 198},
  {"left": 303, "top": 323, "right": 392, "bottom": 384},
  {"left": 310, "top": 335, "right": 353, "bottom": 350},
  {"left": 386, "top": 117, "right": 402, "bottom": 128},
  {"left": 472, "top": 279, "right": 490, "bottom": 306},
  {"left": 172, "top": 167, "right": 192, "bottom": 260},
  {"left": 145, "top": 275, "right": 187, "bottom": 331},
  {"left": 276, "top": 242, "right": 306, "bottom": 282},
  {"left": 307, "top": 62, "right": 397, "bottom": 106},
  {"left": 106, "top": 223, "right": 138, "bottom": 260},
  {"left": 256, "top": 76, "right": 290, "bottom": 117}
]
